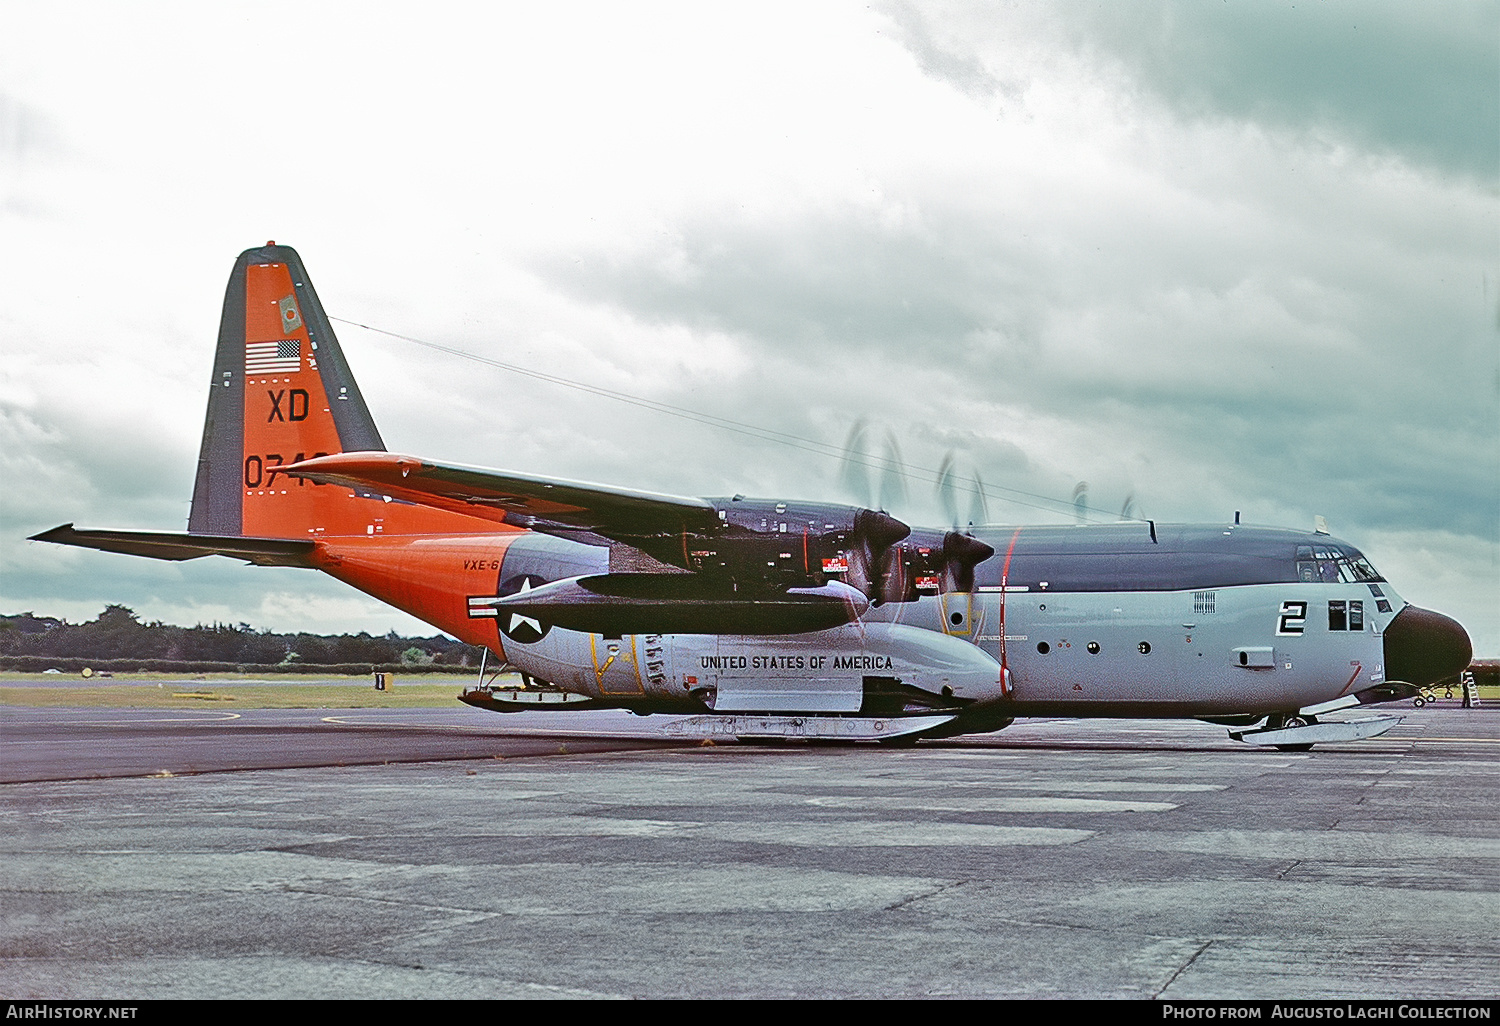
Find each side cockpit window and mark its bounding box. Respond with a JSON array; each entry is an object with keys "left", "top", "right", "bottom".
[
  {"left": 1329, "top": 600, "right": 1365, "bottom": 631},
  {"left": 1296, "top": 544, "right": 1385, "bottom": 584}
]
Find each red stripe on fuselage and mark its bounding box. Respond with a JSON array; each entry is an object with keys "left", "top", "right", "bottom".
[{"left": 999, "top": 527, "right": 1024, "bottom": 678}]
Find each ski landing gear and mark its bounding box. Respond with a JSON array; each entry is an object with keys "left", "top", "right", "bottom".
[{"left": 1228, "top": 711, "right": 1404, "bottom": 751}]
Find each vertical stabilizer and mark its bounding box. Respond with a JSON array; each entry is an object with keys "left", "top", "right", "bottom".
[
  {"left": 187, "top": 244, "right": 483, "bottom": 540},
  {"left": 189, "top": 244, "right": 383, "bottom": 537}
]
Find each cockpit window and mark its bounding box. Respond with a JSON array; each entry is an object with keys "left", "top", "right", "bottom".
[{"left": 1295, "top": 544, "right": 1385, "bottom": 584}]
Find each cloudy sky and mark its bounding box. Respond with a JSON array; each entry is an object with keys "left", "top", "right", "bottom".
[{"left": 2, "top": 1, "right": 1496, "bottom": 653}]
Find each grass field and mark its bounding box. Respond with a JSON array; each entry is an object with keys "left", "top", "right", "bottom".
[{"left": 0, "top": 670, "right": 519, "bottom": 709}]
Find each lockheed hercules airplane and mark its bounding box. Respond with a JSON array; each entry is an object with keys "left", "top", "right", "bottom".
[{"left": 33, "top": 244, "right": 1473, "bottom": 749}]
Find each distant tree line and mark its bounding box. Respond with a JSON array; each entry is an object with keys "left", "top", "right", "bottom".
[{"left": 0, "top": 606, "right": 481, "bottom": 673}]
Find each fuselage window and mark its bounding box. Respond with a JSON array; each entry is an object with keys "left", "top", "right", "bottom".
[{"left": 1328, "top": 600, "right": 1364, "bottom": 631}]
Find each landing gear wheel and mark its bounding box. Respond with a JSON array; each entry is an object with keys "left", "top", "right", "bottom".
[
  {"left": 1275, "top": 714, "right": 1316, "bottom": 752},
  {"left": 1412, "top": 697, "right": 1426, "bottom": 708}
]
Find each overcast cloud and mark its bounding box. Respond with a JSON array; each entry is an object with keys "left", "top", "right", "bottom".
[{"left": 1, "top": 1, "right": 1495, "bottom": 652}]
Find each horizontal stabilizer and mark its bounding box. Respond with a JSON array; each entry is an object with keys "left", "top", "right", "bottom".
[
  {"left": 283, "top": 452, "right": 720, "bottom": 542},
  {"left": 30, "top": 524, "right": 317, "bottom": 567}
]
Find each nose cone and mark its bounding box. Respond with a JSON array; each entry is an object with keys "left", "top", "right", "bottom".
[{"left": 1384, "top": 605, "right": 1473, "bottom": 687}]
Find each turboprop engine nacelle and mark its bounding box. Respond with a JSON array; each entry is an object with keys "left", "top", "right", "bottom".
[
  {"left": 626, "top": 498, "right": 994, "bottom": 608},
  {"left": 504, "top": 621, "right": 1006, "bottom": 716},
  {"left": 637, "top": 499, "right": 910, "bottom": 591}
]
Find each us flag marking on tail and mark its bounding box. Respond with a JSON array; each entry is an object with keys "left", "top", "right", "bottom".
[{"left": 246, "top": 339, "right": 301, "bottom": 374}]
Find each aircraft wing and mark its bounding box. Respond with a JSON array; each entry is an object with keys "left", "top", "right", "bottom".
[
  {"left": 30, "top": 525, "right": 317, "bottom": 567},
  {"left": 282, "top": 452, "right": 721, "bottom": 540}
]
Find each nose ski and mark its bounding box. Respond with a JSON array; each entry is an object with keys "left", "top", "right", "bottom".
[{"left": 1229, "top": 713, "right": 1404, "bottom": 752}]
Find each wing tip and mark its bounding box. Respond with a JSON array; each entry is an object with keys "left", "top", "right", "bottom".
[{"left": 28, "top": 523, "right": 77, "bottom": 543}]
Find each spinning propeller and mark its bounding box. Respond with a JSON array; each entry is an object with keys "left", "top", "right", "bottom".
[
  {"left": 936, "top": 452, "right": 989, "bottom": 529},
  {"left": 839, "top": 419, "right": 908, "bottom": 514},
  {"left": 839, "top": 423, "right": 997, "bottom": 603}
]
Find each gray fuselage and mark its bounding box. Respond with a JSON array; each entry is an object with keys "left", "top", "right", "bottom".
[{"left": 495, "top": 523, "right": 1397, "bottom": 720}]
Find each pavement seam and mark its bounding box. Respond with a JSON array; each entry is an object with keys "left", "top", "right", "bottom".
[
  {"left": 883, "top": 878, "right": 968, "bottom": 911},
  {"left": 1153, "top": 938, "right": 1214, "bottom": 999}
]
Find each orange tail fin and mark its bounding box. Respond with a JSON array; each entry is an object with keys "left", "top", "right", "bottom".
[{"left": 188, "top": 244, "right": 490, "bottom": 539}]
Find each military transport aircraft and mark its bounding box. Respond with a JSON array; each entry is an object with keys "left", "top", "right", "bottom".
[{"left": 33, "top": 244, "right": 1474, "bottom": 749}]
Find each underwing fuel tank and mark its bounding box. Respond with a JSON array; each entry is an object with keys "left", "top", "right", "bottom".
[
  {"left": 506, "top": 620, "right": 1005, "bottom": 715},
  {"left": 474, "top": 574, "right": 870, "bottom": 636}
]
